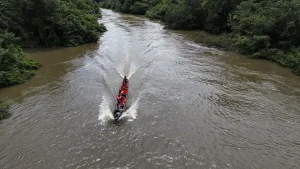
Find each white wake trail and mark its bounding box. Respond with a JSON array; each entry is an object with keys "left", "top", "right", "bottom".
[
  {"left": 118, "top": 97, "right": 140, "bottom": 122},
  {"left": 98, "top": 95, "right": 114, "bottom": 125},
  {"left": 127, "top": 63, "right": 139, "bottom": 79}
]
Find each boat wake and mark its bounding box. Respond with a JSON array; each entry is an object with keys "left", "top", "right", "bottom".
[
  {"left": 116, "top": 61, "right": 140, "bottom": 79},
  {"left": 118, "top": 98, "right": 139, "bottom": 122},
  {"left": 127, "top": 62, "right": 139, "bottom": 79},
  {"left": 98, "top": 95, "right": 140, "bottom": 125},
  {"left": 98, "top": 96, "right": 114, "bottom": 125},
  {"left": 98, "top": 56, "right": 141, "bottom": 124}
]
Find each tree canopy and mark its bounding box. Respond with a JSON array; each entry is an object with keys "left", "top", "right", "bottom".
[
  {"left": 0, "top": 0, "right": 106, "bottom": 87},
  {"left": 1, "top": 0, "right": 106, "bottom": 47},
  {"left": 0, "top": 30, "right": 40, "bottom": 87}
]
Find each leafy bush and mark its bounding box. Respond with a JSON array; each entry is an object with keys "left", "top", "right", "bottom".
[
  {"left": 0, "top": 100, "right": 11, "bottom": 120},
  {"left": 146, "top": 0, "right": 172, "bottom": 20},
  {"left": 230, "top": 0, "right": 300, "bottom": 74},
  {"left": 0, "top": 101, "right": 10, "bottom": 110},
  {"left": 146, "top": 5, "right": 167, "bottom": 20},
  {"left": 130, "top": 2, "right": 148, "bottom": 15},
  {"left": 0, "top": 29, "right": 40, "bottom": 88},
  {"left": 231, "top": 0, "right": 300, "bottom": 51},
  {"left": 0, "top": 0, "right": 106, "bottom": 88},
  {"left": 100, "top": 0, "right": 159, "bottom": 14},
  {"left": 202, "top": 0, "right": 245, "bottom": 33},
  {"left": 0, "top": 44, "right": 40, "bottom": 87},
  {"left": 1, "top": 0, "right": 106, "bottom": 47},
  {"left": 235, "top": 35, "right": 270, "bottom": 54},
  {"left": 164, "top": 4, "right": 197, "bottom": 29}
]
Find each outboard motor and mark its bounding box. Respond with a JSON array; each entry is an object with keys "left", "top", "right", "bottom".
[{"left": 114, "top": 111, "right": 122, "bottom": 123}]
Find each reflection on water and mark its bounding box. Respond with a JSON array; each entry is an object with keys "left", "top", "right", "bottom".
[{"left": 0, "top": 9, "right": 300, "bottom": 169}]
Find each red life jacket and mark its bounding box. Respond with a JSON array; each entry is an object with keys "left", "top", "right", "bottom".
[{"left": 116, "top": 95, "right": 121, "bottom": 100}]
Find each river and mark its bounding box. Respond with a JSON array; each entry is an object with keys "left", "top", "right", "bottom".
[{"left": 0, "top": 9, "right": 300, "bottom": 169}]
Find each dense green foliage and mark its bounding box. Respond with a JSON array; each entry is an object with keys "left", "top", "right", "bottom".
[
  {"left": 100, "top": 0, "right": 243, "bottom": 31},
  {"left": 145, "top": 0, "right": 170, "bottom": 20},
  {"left": 0, "top": 29, "right": 40, "bottom": 87},
  {"left": 0, "top": 101, "right": 10, "bottom": 110},
  {"left": 100, "top": 0, "right": 300, "bottom": 75},
  {"left": 0, "top": 101, "right": 10, "bottom": 120},
  {"left": 130, "top": 2, "right": 149, "bottom": 15},
  {"left": 100, "top": 0, "right": 159, "bottom": 15},
  {"left": 1, "top": 0, "right": 106, "bottom": 47},
  {"left": 0, "top": 0, "right": 106, "bottom": 88},
  {"left": 231, "top": 0, "right": 300, "bottom": 74}
]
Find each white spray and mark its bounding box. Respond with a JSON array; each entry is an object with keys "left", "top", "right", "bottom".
[
  {"left": 117, "top": 98, "right": 139, "bottom": 121},
  {"left": 98, "top": 95, "right": 114, "bottom": 125}
]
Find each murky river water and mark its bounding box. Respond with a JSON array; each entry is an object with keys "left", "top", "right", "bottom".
[{"left": 1, "top": 9, "right": 300, "bottom": 169}]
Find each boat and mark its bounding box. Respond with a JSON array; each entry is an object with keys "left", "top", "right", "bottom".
[{"left": 113, "top": 76, "right": 128, "bottom": 123}]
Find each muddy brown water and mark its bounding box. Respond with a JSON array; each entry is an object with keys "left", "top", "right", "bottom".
[{"left": 0, "top": 9, "right": 300, "bottom": 169}]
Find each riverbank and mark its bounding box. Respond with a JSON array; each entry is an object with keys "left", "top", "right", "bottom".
[
  {"left": 0, "top": 101, "right": 10, "bottom": 120},
  {"left": 0, "top": 0, "right": 106, "bottom": 88},
  {"left": 127, "top": 7, "right": 300, "bottom": 75},
  {"left": 1, "top": 9, "right": 300, "bottom": 168},
  {"left": 192, "top": 31, "right": 300, "bottom": 75},
  {"left": 192, "top": 31, "right": 235, "bottom": 51},
  {"left": 99, "top": 0, "right": 300, "bottom": 75}
]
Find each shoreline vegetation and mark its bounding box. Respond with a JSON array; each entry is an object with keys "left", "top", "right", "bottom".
[
  {"left": 0, "top": 0, "right": 106, "bottom": 89},
  {"left": 98, "top": 0, "right": 300, "bottom": 75},
  {"left": 0, "top": 0, "right": 106, "bottom": 120},
  {"left": 193, "top": 31, "right": 236, "bottom": 51},
  {"left": 0, "top": 101, "right": 10, "bottom": 120}
]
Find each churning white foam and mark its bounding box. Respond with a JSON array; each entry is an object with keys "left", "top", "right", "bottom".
[
  {"left": 118, "top": 97, "right": 139, "bottom": 122},
  {"left": 98, "top": 95, "right": 114, "bottom": 125},
  {"left": 115, "top": 54, "right": 139, "bottom": 79},
  {"left": 98, "top": 94, "right": 140, "bottom": 124}
]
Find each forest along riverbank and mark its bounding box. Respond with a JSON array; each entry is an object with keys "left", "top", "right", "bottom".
[
  {"left": 100, "top": 0, "right": 300, "bottom": 75},
  {"left": 0, "top": 0, "right": 105, "bottom": 88},
  {"left": 0, "top": 9, "right": 300, "bottom": 169},
  {"left": 0, "top": 0, "right": 106, "bottom": 119}
]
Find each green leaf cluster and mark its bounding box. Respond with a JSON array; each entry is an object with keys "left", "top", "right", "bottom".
[
  {"left": 1, "top": 0, "right": 106, "bottom": 47},
  {"left": 0, "top": 100, "right": 11, "bottom": 120},
  {"left": 100, "top": 0, "right": 159, "bottom": 15},
  {"left": 0, "top": 29, "right": 40, "bottom": 88},
  {"left": 231, "top": 0, "right": 300, "bottom": 74}
]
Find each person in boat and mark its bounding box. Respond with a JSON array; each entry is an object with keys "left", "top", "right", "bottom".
[
  {"left": 119, "top": 96, "right": 126, "bottom": 108},
  {"left": 119, "top": 95, "right": 126, "bottom": 102},
  {"left": 121, "top": 82, "right": 128, "bottom": 93},
  {"left": 116, "top": 94, "right": 121, "bottom": 101},
  {"left": 115, "top": 104, "right": 121, "bottom": 112},
  {"left": 120, "top": 87, "right": 127, "bottom": 95},
  {"left": 123, "top": 88, "right": 128, "bottom": 95},
  {"left": 119, "top": 91, "right": 125, "bottom": 98},
  {"left": 123, "top": 76, "right": 128, "bottom": 84}
]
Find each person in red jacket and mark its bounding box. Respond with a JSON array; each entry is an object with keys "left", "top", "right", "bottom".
[
  {"left": 122, "top": 88, "right": 128, "bottom": 95},
  {"left": 119, "top": 96, "right": 126, "bottom": 108},
  {"left": 116, "top": 94, "right": 121, "bottom": 103}
]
